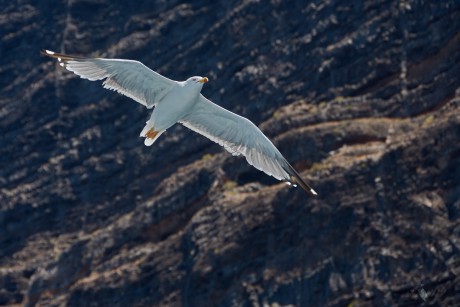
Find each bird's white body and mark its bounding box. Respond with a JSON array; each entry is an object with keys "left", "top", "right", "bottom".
[
  {"left": 143, "top": 79, "right": 203, "bottom": 137},
  {"left": 42, "top": 49, "right": 317, "bottom": 195}
]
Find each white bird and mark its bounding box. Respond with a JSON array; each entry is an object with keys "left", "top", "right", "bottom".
[{"left": 41, "top": 49, "right": 317, "bottom": 195}]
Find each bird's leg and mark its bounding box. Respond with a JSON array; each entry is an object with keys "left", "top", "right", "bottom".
[{"left": 145, "top": 128, "right": 159, "bottom": 140}]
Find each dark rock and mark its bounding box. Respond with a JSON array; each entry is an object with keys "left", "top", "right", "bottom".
[{"left": 1, "top": 0, "right": 459, "bottom": 306}]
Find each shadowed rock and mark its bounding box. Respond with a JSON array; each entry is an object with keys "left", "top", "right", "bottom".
[{"left": 1, "top": 0, "right": 460, "bottom": 306}]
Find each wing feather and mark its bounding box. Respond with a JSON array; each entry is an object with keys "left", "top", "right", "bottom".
[
  {"left": 181, "top": 95, "right": 317, "bottom": 195},
  {"left": 41, "top": 49, "right": 176, "bottom": 108}
]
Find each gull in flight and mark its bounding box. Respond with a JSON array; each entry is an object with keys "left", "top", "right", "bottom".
[{"left": 41, "top": 49, "right": 317, "bottom": 195}]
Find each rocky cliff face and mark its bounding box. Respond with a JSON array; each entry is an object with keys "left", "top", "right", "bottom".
[{"left": 1, "top": 0, "right": 460, "bottom": 306}]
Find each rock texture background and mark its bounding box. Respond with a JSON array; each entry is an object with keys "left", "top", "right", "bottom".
[{"left": 1, "top": 0, "right": 460, "bottom": 306}]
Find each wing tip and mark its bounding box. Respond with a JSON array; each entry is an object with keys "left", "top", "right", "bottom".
[
  {"left": 40, "top": 49, "right": 81, "bottom": 61},
  {"left": 43, "top": 49, "right": 54, "bottom": 55},
  {"left": 299, "top": 182, "right": 318, "bottom": 196},
  {"left": 40, "top": 49, "right": 62, "bottom": 61},
  {"left": 284, "top": 162, "right": 318, "bottom": 196},
  {"left": 40, "top": 49, "right": 55, "bottom": 57}
]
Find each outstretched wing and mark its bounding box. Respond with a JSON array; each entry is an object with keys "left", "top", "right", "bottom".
[
  {"left": 41, "top": 49, "right": 176, "bottom": 108},
  {"left": 180, "top": 95, "right": 317, "bottom": 195}
]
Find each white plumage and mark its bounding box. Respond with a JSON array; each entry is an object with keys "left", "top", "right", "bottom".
[{"left": 42, "top": 49, "right": 317, "bottom": 195}]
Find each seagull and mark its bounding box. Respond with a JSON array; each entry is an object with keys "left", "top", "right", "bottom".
[{"left": 41, "top": 49, "right": 317, "bottom": 195}]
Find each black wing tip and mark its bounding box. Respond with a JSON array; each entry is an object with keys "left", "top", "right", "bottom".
[
  {"left": 40, "top": 49, "right": 84, "bottom": 61},
  {"left": 284, "top": 162, "right": 318, "bottom": 196},
  {"left": 292, "top": 177, "right": 318, "bottom": 196},
  {"left": 40, "top": 49, "right": 66, "bottom": 60},
  {"left": 309, "top": 187, "right": 318, "bottom": 196},
  {"left": 40, "top": 49, "right": 54, "bottom": 56}
]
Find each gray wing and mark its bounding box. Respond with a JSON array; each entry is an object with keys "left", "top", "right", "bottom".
[
  {"left": 41, "top": 49, "right": 176, "bottom": 108},
  {"left": 180, "top": 95, "right": 317, "bottom": 195}
]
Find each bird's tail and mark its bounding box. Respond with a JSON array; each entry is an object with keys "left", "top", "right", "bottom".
[{"left": 140, "top": 124, "right": 164, "bottom": 146}]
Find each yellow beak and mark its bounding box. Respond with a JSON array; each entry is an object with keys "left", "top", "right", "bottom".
[{"left": 199, "top": 77, "right": 209, "bottom": 83}]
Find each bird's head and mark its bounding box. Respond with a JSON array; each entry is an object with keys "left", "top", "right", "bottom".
[{"left": 186, "top": 76, "right": 209, "bottom": 87}]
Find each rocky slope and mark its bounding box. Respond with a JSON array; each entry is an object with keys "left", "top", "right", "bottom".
[{"left": 1, "top": 0, "right": 460, "bottom": 306}]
